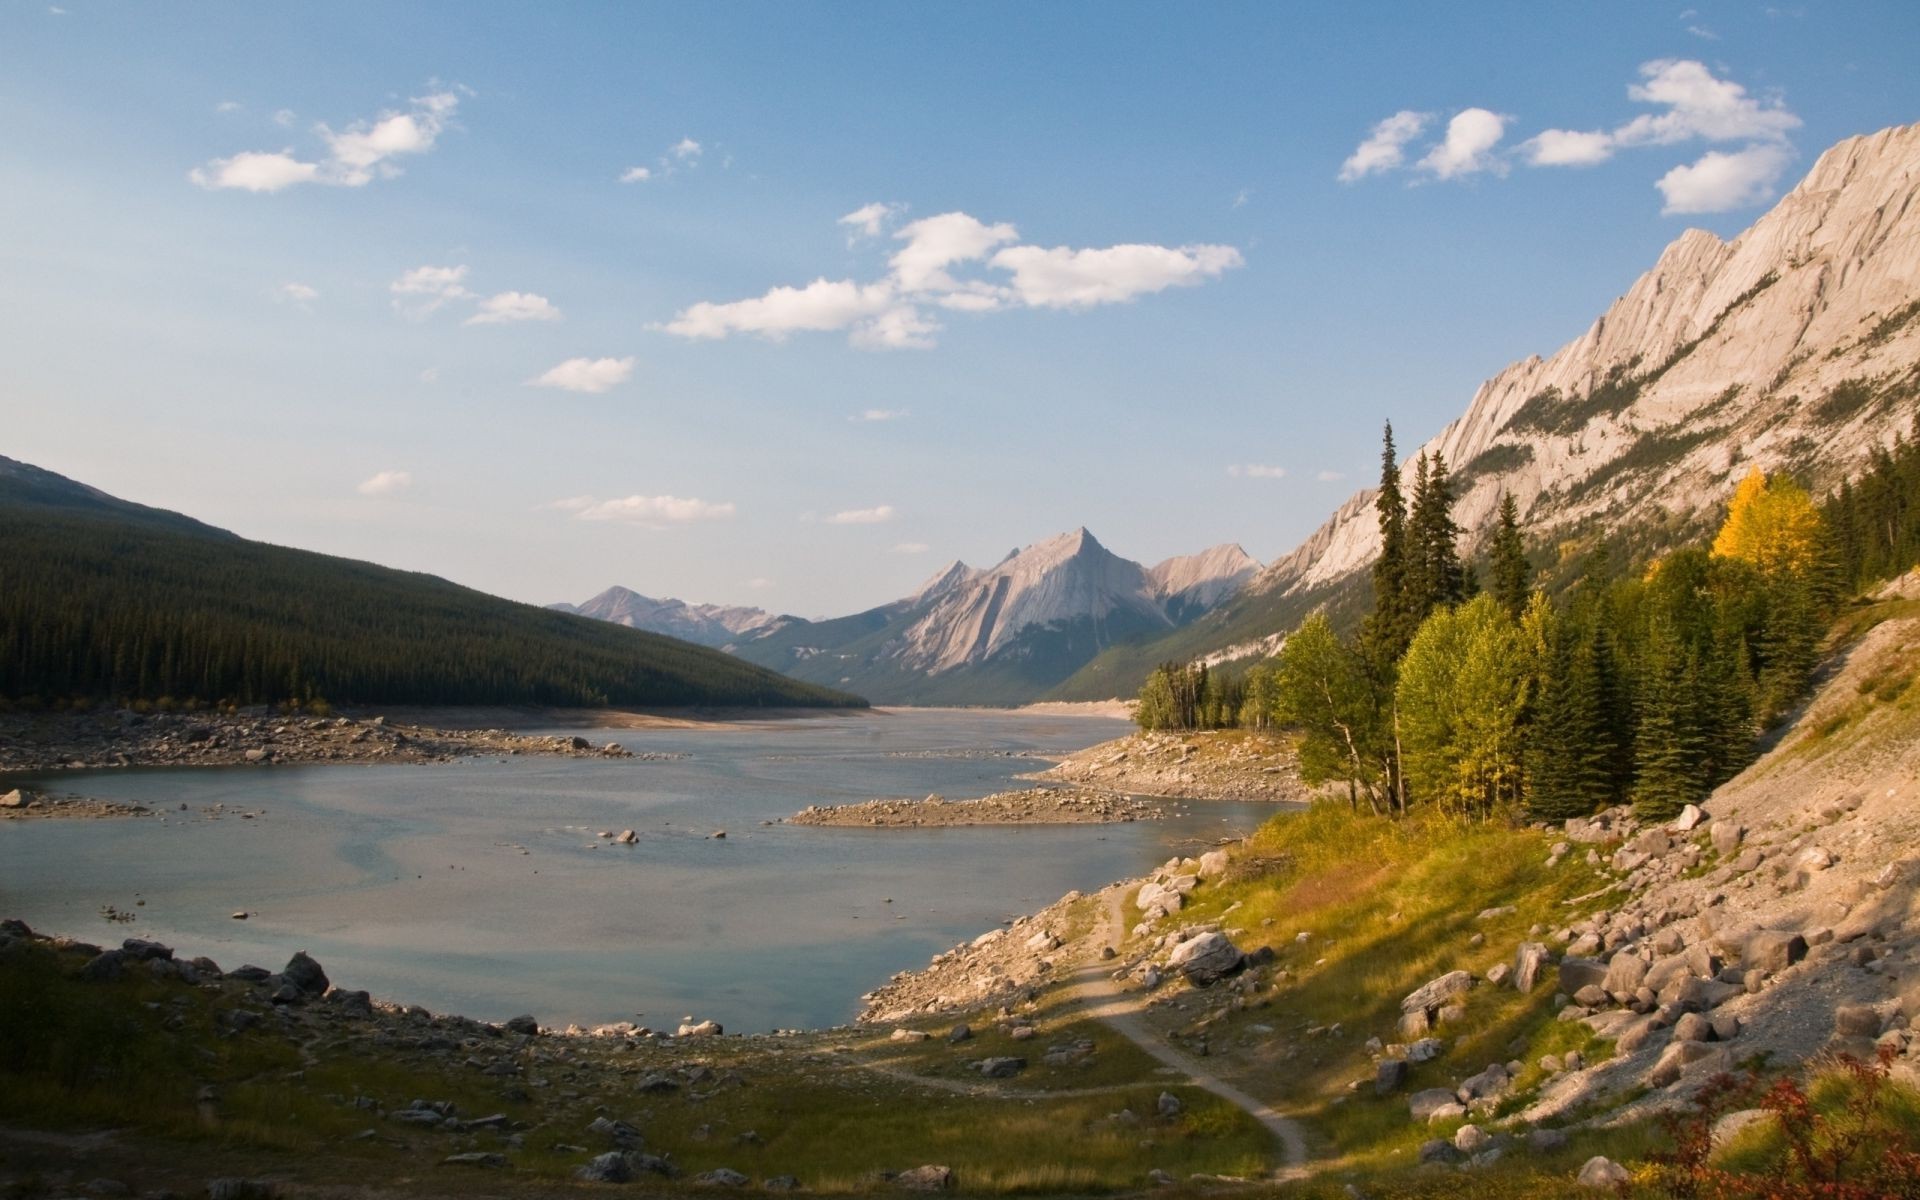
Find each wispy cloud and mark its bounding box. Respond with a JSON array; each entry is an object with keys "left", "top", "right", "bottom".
[
  {"left": 191, "top": 90, "right": 461, "bottom": 193},
  {"left": 275, "top": 282, "right": 319, "bottom": 306},
  {"left": 357, "top": 469, "right": 413, "bottom": 497},
  {"left": 215, "top": 100, "right": 244, "bottom": 114},
  {"left": 1227, "top": 464, "right": 1287, "bottom": 479},
  {"left": 671, "top": 137, "right": 702, "bottom": 161},
  {"left": 839, "top": 201, "right": 905, "bottom": 239},
  {"left": 619, "top": 165, "right": 652, "bottom": 183},
  {"left": 660, "top": 207, "right": 1241, "bottom": 350},
  {"left": 1338, "top": 110, "right": 1431, "bottom": 182},
  {"left": 851, "top": 408, "right": 908, "bottom": 422},
  {"left": 891, "top": 542, "right": 930, "bottom": 554},
  {"left": 548, "top": 493, "right": 734, "bottom": 527},
  {"left": 1316, "top": 469, "right": 1347, "bottom": 483},
  {"left": 825, "top": 505, "right": 896, "bottom": 525},
  {"left": 390, "top": 264, "right": 471, "bottom": 318},
  {"left": 528, "top": 356, "right": 635, "bottom": 394},
  {"left": 466, "top": 291, "right": 561, "bottom": 325}
]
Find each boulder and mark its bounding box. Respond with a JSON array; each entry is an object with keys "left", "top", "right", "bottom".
[
  {"left": 1835, "top": 1005, "right": 1883, "bottom": 1038},
  {"left": 1457, "top": 1063, "right": 1511, "bottom": 1104},
  {"left": 0, "top": 789, "right": 31, "bottom": 808},
  {"left": 1673, "top": 1012, "right": 1714, "bottom": 1042},
  {"left": 1454, "top": 1124, "right": 1490, "bottom": 1155},
  {"left": 121, "top": 938, "right": 173, "bottom": 962},
  {"left": 1196, "top": 849, "right": 1231, "bottom": 880},
  {"left": 678, "top": 1020, "right": 723, "bottom": 1038},
  {"left": 1742, "top": 930, "right": 1807, "bottom": 975},
  {"left": 1558, "top": 957, "right": 1607, "bottom": 995},
  {"left": 1407, "top": 1037, "right": 1444, "bottom": 1063},
  {"left": 1602, "top": 951, "right": 1648, "bottom": 997},
  {"left": 1710, "top": 1109, "right": 1776, "bottom": 1151},
  {"left": 1513, "top": 942, "right": 1551, "bottom": 992},
  {"left": 1375, "top": 1059, "right": 1409, "bottom": 1095},
  {"left": 1710, "top": 821, "right": 1745, "bottom": 856},
  {"left": 576, "top": 1152, "right": 635, "bottom": 1183},
  {"left": 1157, "top": 1091, "right": 1183, "bottom": 1118},
  {"left": 894, "top": 1166, "right": 953, "bottom": 1192},
  {"left": 1398, "top": 1009, "right": 1431, "bottom": 1039},
  {"left": 1167, "top": 931, "right": 1244, "bottom": 985},
  {"left": 505, "top": 1014, "right": 540, "bottom": 1036},
  {"left": 694, "top": 1169, "right": 749, "bottom": 1188},
  {"left": 79, "top": 950, "right": 125, "bottom": 982},
  {"left": 1402, "top": 969, "right": 1475, "bottom": 1014},
  {"left": 1577, "top": 1157, "right": 1630, "bottom": 1188},
  {"left": 1529, "top": 1128, "right": 1570, "bottom": 1154},
  {"left": 975, "top": 1057, "right": 1025, "bottom": 1079},
  {"left": 1409, "top": 1088, "right": 1460, "bottom": 1122},
  {"left": 1673, "top": 804, "right": 1708, "bottom": 832},
  {"left": 1418, "top": 1139, "right": 1456, "bottom": 1165},
  {"left": 282, "top": 951, "right": 329, "bottom": 996}
]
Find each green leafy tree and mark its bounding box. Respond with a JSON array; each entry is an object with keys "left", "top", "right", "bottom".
[
  {"left": 1395, "top": 594, "right": 1532, "bottom": 817},
  {"left": 1274, "top": 613, "right": 1392, "bottom": 813}
]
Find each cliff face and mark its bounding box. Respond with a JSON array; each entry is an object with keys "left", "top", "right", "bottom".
[{"left": 1254, "top": 121, "right": 1920, "bottom": 603}]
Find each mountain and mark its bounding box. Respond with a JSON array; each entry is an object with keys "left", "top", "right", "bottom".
[
  {"left": 549, "top": 586, "right": 789, "bottom": 648},
  {"left": 0, "top": 456, "right": 864, "bottom": 711},
  {"left": 721, "top": 529, "right": 1260, "bottom": 705},
  {"left": 1054, "top": 120, "right": 1920, "bottom": 699}
]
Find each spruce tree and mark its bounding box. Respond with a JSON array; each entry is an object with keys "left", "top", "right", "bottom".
[
  {"left": 1524, "top": 613, "right": 1616, "bottom": 820},
  {"left": 1631, "top": 622, "right": 1707, "bottom": 820},
  {"left": 1489, "top": 492, "right": 1530, "bottom": 619},
  {"left": 1362, "top": 422, "right": 1416, "bottom": 665},
  {"left": 1409, "top": 450, "right": 1465, "bottom": 619}
]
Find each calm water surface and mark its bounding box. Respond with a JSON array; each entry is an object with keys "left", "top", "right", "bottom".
[{"left": 0, "top": 709, "right": 1275, "bottom": 1031}]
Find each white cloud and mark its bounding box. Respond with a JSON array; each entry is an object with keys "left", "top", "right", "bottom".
[
  {"left": 1525, "top": 128, "right": 1616, "bottom": 167},
  {"left": 215, "top": 100, "right": 243, "bottom": 114},
  {"left": 272, "top": 108, "right": 296, "bottom": 127},
  {"left": 191, "top": 90, "right": 460, "bottom": 192},
  {"left": 747, "top": 577, "right": 773, "bottom": 590},
  {"left": 671, "top": 137, "right": 702, "bottom": 161},
  {"left": 891, "top": 212, "right": 1019, "bottom": 292},
  {"left": 1227, "top": 464, "right": 1287, "bottom": 479},
  {"left": 528, "top": 357, "right": 635, "bottom": 394},
  {"left": 1316, "top": 469, "right": 1347, "bottom": 483},
  {"left": 1339, "top": 110, "right": 1431, "bottom": 182},
  {"left": 1419, "top": 108, "right": 1509, "bottom": 179},
  {"left": 840, "top": 201, "right": 904, "bottom": 239},
  {"left": 390, "top": 264, "right": 471, "bottom": 317},
  {"left": 419, "top": 367, "right": 440, "bottom": 384},
  {"left": 465, "top": 291, "right": 561, "bottom": 325},
  {"left": 891, "top": 542, "right": 930, "bottom": 554},
  {"left": 1655, "top": 143, "right": 1794, "bottom": 214},
  {"left": 357, "top": 469, "right": 413, "bottom": 497},
  {"left": 992, "top": 242, "right": 1242, "bottom": 309},
  {"left": 826, "top": 505, "right": 895, "bottom": 525},
  {"left": 661, "top": 208, "right": 1240, "bottom": 348},
  {"left": 276, "top": 282, "right": 318, "bottom": 305},
  {"left": 620, "top": 165, "right": 652, "bottom": 183},
  {"left": 189, "top": 150, "right": 321, "bottom": 193},
  {"left": 554, "top": 494, "right": 734, "bottom": 527},
  {"left": 1231, "top": 187, "right": 1253, "bottom": 209},
  {"left": 852, "top": 408, "right": 907, "bottom": 422},
  {"left": 662, "top": 278, "right": 897, "bottom": 342}
]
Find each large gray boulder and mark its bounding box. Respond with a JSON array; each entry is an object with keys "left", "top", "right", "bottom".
[
  {"left": 1408, "top": 1088, "right": 1460, "bottom": 1122},
  {"left": 1602, "top": 951, "right": 1648, "bottom": 997},
  {"left": 1742, "top": 930, "right": 1807, "bottom": 974},
  {"left": 1577, "top": 1157, "right": 1630, "bottom": 1188},
  {"left": 1513, "top": 943, "right": 1551, "bottom": 992},
  {"left": 1167, "top": 931, "right": 1244, "bottom": 984},
  {"left": 282, "top": 951, "right": 329, "bottom": 996},
  {"left": 1557, "top": 956, "right": 1607, "bottom": 995},
  {"left": 1402, "top": 969, "right": 1475, "bottom": 1014}
]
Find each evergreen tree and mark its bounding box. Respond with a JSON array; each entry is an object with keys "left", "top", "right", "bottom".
[
  {"left": 1409, "top": 449, "right": 1465, "bottom": 618},
  {"left": 1489, "top": 492, "right": 1531, "bottom": 619},
  {"left": 1631, "top": 621, "right": 1707, "bottom": 820},
  {"left": 1525, "top": 609, "right": 1617, "bottom": 820},
  {"left": 1698, "top": 628, "right": 1757, "bottom": 788},
  {"left": 1361, "top": 422, "right": 1416, "bottom": 666}
]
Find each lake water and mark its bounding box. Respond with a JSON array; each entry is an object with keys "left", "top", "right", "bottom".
[{"left": 0, "top": 709, "right": 1276, "bottom": 1031}]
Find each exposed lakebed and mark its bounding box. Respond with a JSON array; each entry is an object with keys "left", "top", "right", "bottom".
[{"left": 0, "top": 709, "right": 1273, "bottom": 1031}]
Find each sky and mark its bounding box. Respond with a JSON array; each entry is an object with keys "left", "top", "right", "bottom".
[{"left": 4, "top": 2, "right": 1919, "bottom": 619}]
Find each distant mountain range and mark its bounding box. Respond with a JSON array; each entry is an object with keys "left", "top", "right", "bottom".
[
  {"left": 0, "top": 457, "right": 862, "bottom": 712},
  {"left": 556, "top": 531, "right": 1259, "bottom": 705},
  {"left": 1052, "top": 120, "right": 1920, "bottom": 698}
]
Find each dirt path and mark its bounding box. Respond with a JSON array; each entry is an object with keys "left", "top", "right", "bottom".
[
  {"left": 838, "top": 1052, "right": 1149, "bottom": 1101},
  {"left": 1067, "top": 888, "right": 1312, "bottom": 1179}
]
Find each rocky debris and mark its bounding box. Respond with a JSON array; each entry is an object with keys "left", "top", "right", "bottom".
[
  {"left": 893, "top": 1165, "right": 954, "bottom": 1192},
  {"left": 694, "top": 1168, "right": 749, "bottom": 1187},
  {"left": 677, "top": 1019, "right": 724, "bottom": 1038},
  {"left": 1032, "top": 729, "right": 1309, "bottom": 802},
  {"left": 1577, "top": 1157, "right": 1631, "bottom": 1188},
  {"left": 0, "top": 709, "right": 634, "bottom": 774},
  {"left": 791, "top": 788, "right": 1164, "bottom": 827}
]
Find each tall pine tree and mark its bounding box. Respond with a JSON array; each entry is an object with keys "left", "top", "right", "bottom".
[
  {"left": 1362, "top": 422, "right": 1417, "bottom": 666},
  {"left": 1631, "top": 620, "right": 1708, "bottom": 820},
  {"left": 1489, "top": 492, "right": 1531, "bottom": 619},
  {"left": 1525, "top": 611, "right": 1617, "bottom": 820}
]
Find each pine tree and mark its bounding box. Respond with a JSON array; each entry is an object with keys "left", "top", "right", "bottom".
[
  {"left": 1362, "top": 422, "right": 1416, "bottom": 665},
  {"left": 1525, "top": 611, "right": 1616, "bottom": 820},
  {"left": 1489, "top": 492, "right": 1530, "bottom": 619},
  {"left": 1631, "top": 621, "right": 1707, "bottom": 821},
  {"left": 1698, "top": 628, "right": 1757, "bottom": 788},
  {"left": 1408, "top": 449, "right": 1465, "bottom": 620}
]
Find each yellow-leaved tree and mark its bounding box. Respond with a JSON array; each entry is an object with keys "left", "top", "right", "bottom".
[{"left": 1712, "top": 467, "right": 1825, "bottom": 577}]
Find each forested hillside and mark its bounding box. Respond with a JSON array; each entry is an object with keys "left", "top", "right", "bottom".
[{"left": 0, "top": 458, "right": 864, "bottom": 711}]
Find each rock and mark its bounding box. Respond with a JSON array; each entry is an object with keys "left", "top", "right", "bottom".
[
  {"left": 1674, "top": 804, "right": 1708, "bottom": 832},
  {"left": 1167, "top": 931, "right": 1244, "bottom": 985},
  {"left": 243, "top": 748, "right": 270, "bottom": 763},
  {"left": 1513, "top": 943, "right": 1551, "bottom": 992},
  {"left": 1710, "top": 821, "right": 1745, "bottom": 856},
  {"left": 615, "top": 829, "right": 638, "bottom": 844},
  {"left": 1796, "top": 846, "right": 1836, "bottom": 872},
  {"left": 1742, "top": 930, "right": 1807, "bottom": 974},
  {"left": 1427, "top": 1102, "right": 1468, "bottom": 1124},
  {"left": 1528, "top": 1128, "right": 1570, "bottom": 1153},
  {"left": 894, "top": 1166, "right": 953, "bottom": 1192},
  {"left": 1711, "top": 1109, "right": 1777, "bottom": 1151},
  {"left": 442, "top": 1153, "right": 507, "bottom": 1168},
  {"left": 1454, "top": 1124, "right": 1490, "bottom": 1154},
  {"left": 695, "top": 1169, "right": 750, "bottom": 1188},
  {"left": 946, "top": 1023, "right": 972, "bottom": 1043},
  {"left": 1577, "top": 1157, "right": 1630, "bottom": 1188},
  {"left": 1409, "top": 1088, "right": 1460, "bottom": 1122},
  {"left": 1398, "top": 1009, "right": 1431, "bottom": 1039},
  {"left": 79, "top": 950, "right": 125, "bottom": 982},
  {"left": 282, "top": 951, "right": 328, "bottom": 996},
  {"left": 505, "top": 1014, "right": 540, "bottom": 1036},
  {"left": 1407, "top": 1037, "right": 1444, "bottom": 1063},
  {"left": 1157, "top": 1091, "right": 1183, "bottom": 1117},
  {"left": 1418, "top": 1139, "right": 1456, "bottom": 1165},
  {"left": 587, "top": 1116, "right": 642, "bottom": 1147},
  {"left": 764, "top": 1176, "right": 800, "bottom": 1192},
  {"left": 206, "top": 1181, "right": 276, "bottom": 1200},
  {"left": 677, "top": 1019, "right": 723, "bottom": 1037},
  {"left": 1710, "top": 1013, "right": 1741, "bottom": 1041},
  {"left": 1835, "top": 1004, "right": 1883, "bottom": 1038},
  {"left": 1196, "top": 849, "right": 1231, "bottom": 879},
  {"left": 1558, "top": 957, "right": 1607, "bottom": 995},
  {"left": 576, "top": 1153, "right": 634, "bottom": 1183},
  {"left": 975, "top": 1057, "right": 1025, "bottom": 1079},
  {"left": 1602, "top": 951, "right": 1648, "bottom": 997},
  {"left": 1673, "top": 1012, "right": 1714, "bottom": 1042},
  {"left": 1402, "top": 969, "right": 1475, "bottom": 1014},
  {"left": 1487, "top": 963, "right": 1512, "bottom": 987},
  {"left": 0, "top": 789, "right": 30, "bottom": 808},
  {"left": 1436, "top": 1002, "right": 1467, "bottom": 1026},
  {"left": 1573, "top": 984, "right": 1611, "bottom": 1008},
  {"left": 1375, "top": 1059, "right": 1409, "bottom": 1095},
  {"left": 1457, "top": 1063, "right": 1511, "bottom": 1104},
  {"left": 891, "top": 1028, "right": 931, "bottom": 1043}
]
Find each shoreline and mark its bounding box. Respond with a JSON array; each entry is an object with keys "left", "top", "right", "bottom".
[{"left": 785, "top": 787, "right": 1168, "bottom": 827}]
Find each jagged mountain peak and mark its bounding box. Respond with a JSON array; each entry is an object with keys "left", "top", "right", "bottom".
[{"left": 550, "top": 586, "right": 785, "bottom": 649}]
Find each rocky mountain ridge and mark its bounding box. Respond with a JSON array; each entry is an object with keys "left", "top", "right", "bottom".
[
  {"left": 1056, "top": 120, "right": 1920, "bottom": 691},
  {"left": 548, "top": 586, "right": 789, "bottom": 649}
]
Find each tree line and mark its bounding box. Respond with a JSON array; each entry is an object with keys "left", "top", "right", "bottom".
[{"left": 1137, "top": 413, "right": 1920, "bottom": 824}]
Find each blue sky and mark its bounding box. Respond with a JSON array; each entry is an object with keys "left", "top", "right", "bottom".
[{"left": 4, "top": 2, "right": 1918, "bottom": 617}]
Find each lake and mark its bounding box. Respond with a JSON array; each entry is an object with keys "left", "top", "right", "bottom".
[{"left": 0, "top": 709, "right": 1277, "bottom": 1031}]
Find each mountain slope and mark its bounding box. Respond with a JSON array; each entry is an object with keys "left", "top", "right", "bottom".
[
  {"left": 549, "top": 586, "right": 789, "bottom": 648},
  {"left": 0, "top": 459, "right": 863, "bottom": 711},
  {"left": 726, "top": 529, "right": 1260, "bottom": 705},
  {"left": 1055, "top": 120, "right": 1920, "bottom": 699}
]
